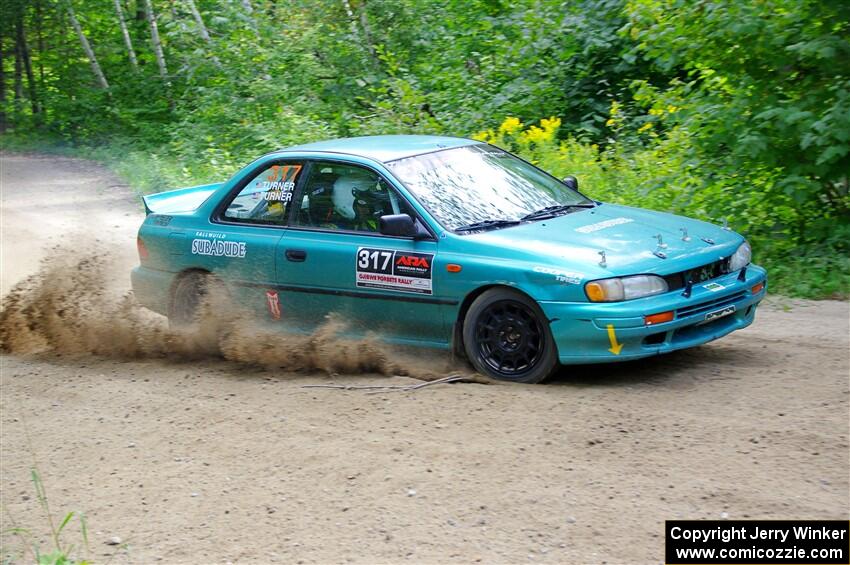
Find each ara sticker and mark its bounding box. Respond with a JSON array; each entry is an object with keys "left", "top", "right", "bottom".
[
  {"left": 533, "top": 266, "right": 582, "bottom": 284},
  {"left": 703, "top": 282, "right": 725, "bottom": 292},
  {"left": 265, "top": 290, "right": 281, "bottom": 320},
  {"left": 191, "top": 238, "right": 246, "bottom": 258},
  {"left": 574, "top": 217, "right": 633, "bottom": 234},
  {"left": 356, "top": 247, "right": 434, "bottom": 295}
]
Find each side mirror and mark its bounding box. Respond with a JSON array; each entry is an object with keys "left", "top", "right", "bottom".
[
  {"left": 380, "top": 213, "right": 423, "bottom": 238},
  {"left": 563, "top": 175, "right": 578, "bottom": 191}
]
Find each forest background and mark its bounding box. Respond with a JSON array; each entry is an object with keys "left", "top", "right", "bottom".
[{"left": 1, "top": 0, "right": 847, "bottom": 297}]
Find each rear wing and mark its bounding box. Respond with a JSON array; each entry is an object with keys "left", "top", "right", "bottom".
[{"left": 142, "top": 182, "right": 223, "bottom": 215}]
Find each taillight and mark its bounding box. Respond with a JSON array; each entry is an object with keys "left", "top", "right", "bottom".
[{"left": 137, "top": 236, "right": 149, "bottom": 260}]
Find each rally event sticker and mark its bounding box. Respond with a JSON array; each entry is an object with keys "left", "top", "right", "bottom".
[{"left": 356, "top": 247, "right": 434, "bottom": 295}]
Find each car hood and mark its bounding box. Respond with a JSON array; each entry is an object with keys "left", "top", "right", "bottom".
[{"left": 459, "top": 203, "right": 743, "bottom": 278}]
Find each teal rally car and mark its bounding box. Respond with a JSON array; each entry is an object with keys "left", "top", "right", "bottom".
[{"left": 131, "top": 135, "right": 767, "bottom": 383}]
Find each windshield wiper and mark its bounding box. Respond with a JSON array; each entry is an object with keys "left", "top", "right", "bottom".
[
  {"left": 521, "top": 203, "right": 596, "bottom": 221},
  {"left": 454, "top": 219, "right": 522, "bottom": 233}
]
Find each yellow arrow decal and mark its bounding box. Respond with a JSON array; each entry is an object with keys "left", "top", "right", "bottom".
[{"left": 606, "top": 324, "right": 623, "bottom": 355}]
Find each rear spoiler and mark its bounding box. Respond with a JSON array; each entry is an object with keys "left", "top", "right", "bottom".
[{"left": 142, "top": 182, "right": 223, "bottom": 215}]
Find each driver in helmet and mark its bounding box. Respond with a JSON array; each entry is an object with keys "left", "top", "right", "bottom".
[
  {"left": 350, "top": 187, "right": 383, "bottom": 232},
  {"left": 332, "top": 173, "right": 385, "bottom": 232}
]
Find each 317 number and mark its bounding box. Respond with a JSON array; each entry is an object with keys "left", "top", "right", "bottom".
[{"left": 358, "top": 249, "right": 392, "bottom": 272}]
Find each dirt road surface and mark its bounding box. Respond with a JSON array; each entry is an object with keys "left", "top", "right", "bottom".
[{"left": 1, "top": 153, "right": 848, "bottom": 564}]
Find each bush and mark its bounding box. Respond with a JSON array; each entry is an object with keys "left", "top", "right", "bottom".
[{"left": 475, "top": 117, "right": 849, "bottom": 298}]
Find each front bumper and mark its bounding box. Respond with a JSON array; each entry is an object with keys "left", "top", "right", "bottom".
[{"left": 539, "top": 265, "right": 767, "bottom": 364}]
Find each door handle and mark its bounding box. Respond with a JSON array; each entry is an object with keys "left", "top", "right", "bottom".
[{"left": 285, "top": 249, "right": 307, "bottom": 262}]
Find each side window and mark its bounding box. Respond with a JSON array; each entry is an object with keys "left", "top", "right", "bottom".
[
  {"left": 222, "top": 162, "right": 303, "bottom": 224},
  {"left": 294, "top": 163, "right": 414, "bottom": 232}
]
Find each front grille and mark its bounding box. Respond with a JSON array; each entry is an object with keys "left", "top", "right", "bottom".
[
  {"left": 673, "top": 313, "right": 738, "bottom": 342},
  {"left": 663, "top": 258, "right": 732, "bottom": 291},
  {"left": 676, "top": 290, "right": 746, "bottom": 319}
]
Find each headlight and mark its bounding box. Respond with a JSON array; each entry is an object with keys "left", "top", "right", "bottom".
[
  {"left": 585, "top": 275, "right": 669, "bottom": 302},
  {"left": 729, "top": 241, "right": 752, "bottom": 271}
]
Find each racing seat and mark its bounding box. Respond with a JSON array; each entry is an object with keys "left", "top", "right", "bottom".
[{"left": 300, "top": 173, "right": 338, "bottom": 226}]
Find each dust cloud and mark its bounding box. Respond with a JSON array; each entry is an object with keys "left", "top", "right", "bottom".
[{"left": 0, "top": 245, "right": 451, "bottom": 378}]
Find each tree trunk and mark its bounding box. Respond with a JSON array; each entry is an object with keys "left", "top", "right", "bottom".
[
  {"left": 13, "top": 28, "right": 23, "bottom": 107},
  {"left": 341, "top": 0, "right": 378, "bottom": 63},
  {"left": 0, "top": 33, "right": 7, "bottom": 133},
  {"left": 65, "top": 0, "right": 110, "bottom": 89},
  {"left": 185, "top": 0, "right": 210, "bottom": 42},
  {"left": 185, "top": 0, "right": 223, "bottom": 68},
  {"left": 240, "top": 0, "right": 259, "bottom": 36},
  {"left": 59, "top": 8, "right": 70, "bottom": 78},
  {"left": 357, "top": 3, "right": 377, "bottom": 59},
  {"left": 16, "top": 14, "right": 41, "bottom": 117},
  {"left": 113, "top": 0, "right": 139, "bottom": 70},
  {"left": 168, "top": 0, "right": 179, "bottom": 21},
  {"left": 143, "top": 0, "right": 169, "bottom": 84},
  {"left": 36, "top": 0, "right": 46, "bottom": 89}
]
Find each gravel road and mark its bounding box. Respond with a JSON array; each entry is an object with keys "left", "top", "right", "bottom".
[{"left": 1, "top": 153, "right": 847, "bottom": 564}]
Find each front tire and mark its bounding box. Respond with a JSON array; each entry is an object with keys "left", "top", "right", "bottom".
[{"left": 462, "top": 288, "right": 559, "bottom": 384}]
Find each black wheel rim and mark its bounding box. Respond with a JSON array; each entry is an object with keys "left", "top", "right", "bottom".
[{"left": 473, "top": 299, "right": 544, "bottom": 377}]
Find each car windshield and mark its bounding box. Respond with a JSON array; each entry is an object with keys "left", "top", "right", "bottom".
[{"left": 386, "top": 145, "right": 593, "bottom": 231}]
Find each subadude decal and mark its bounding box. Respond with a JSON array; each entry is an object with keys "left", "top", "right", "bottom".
[
  {"left": 190, "top": 238, "right": 247, "bottom": 258},
  {"left": 356, "top": 247, "right": 434, "bottom": 295}
]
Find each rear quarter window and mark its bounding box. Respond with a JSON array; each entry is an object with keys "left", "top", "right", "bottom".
[{"left": 222, "top": 163, "right": 303, "bottom": 225}]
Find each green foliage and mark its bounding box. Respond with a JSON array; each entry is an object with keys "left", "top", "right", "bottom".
[
  {"left": 477, "top": 116, "right": 849, "bottom": 298},
  {"left": 624, "top": 0, "right": 850, "bottom": 237},
  {"left": 1, "top": 0, "right": 847, "bottom": 297}
]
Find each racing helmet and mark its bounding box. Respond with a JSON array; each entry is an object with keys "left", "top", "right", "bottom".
[
  {"left": 332, "top": 173, "right": 376, "bottom": 220},
  {"left": 352, "top": 187, "right": 386, "bottom": 223}
]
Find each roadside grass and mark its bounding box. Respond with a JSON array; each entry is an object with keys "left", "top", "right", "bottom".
[
  {"left": 1, "top": 131, "right": 846, "bottom": 299},
  {"left": 2, "top": 469, "right": 91, "bottom": 565},
  {"left": 1, "top": 420, "right": 130, "bottom": 565}
]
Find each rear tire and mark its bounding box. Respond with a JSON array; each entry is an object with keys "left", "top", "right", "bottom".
[
  {"left": 169, "top": 271, "right": 210, "bottom": 328},
  {"left": 462, "top": 288, "right": 559, "bottom": 384}
]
